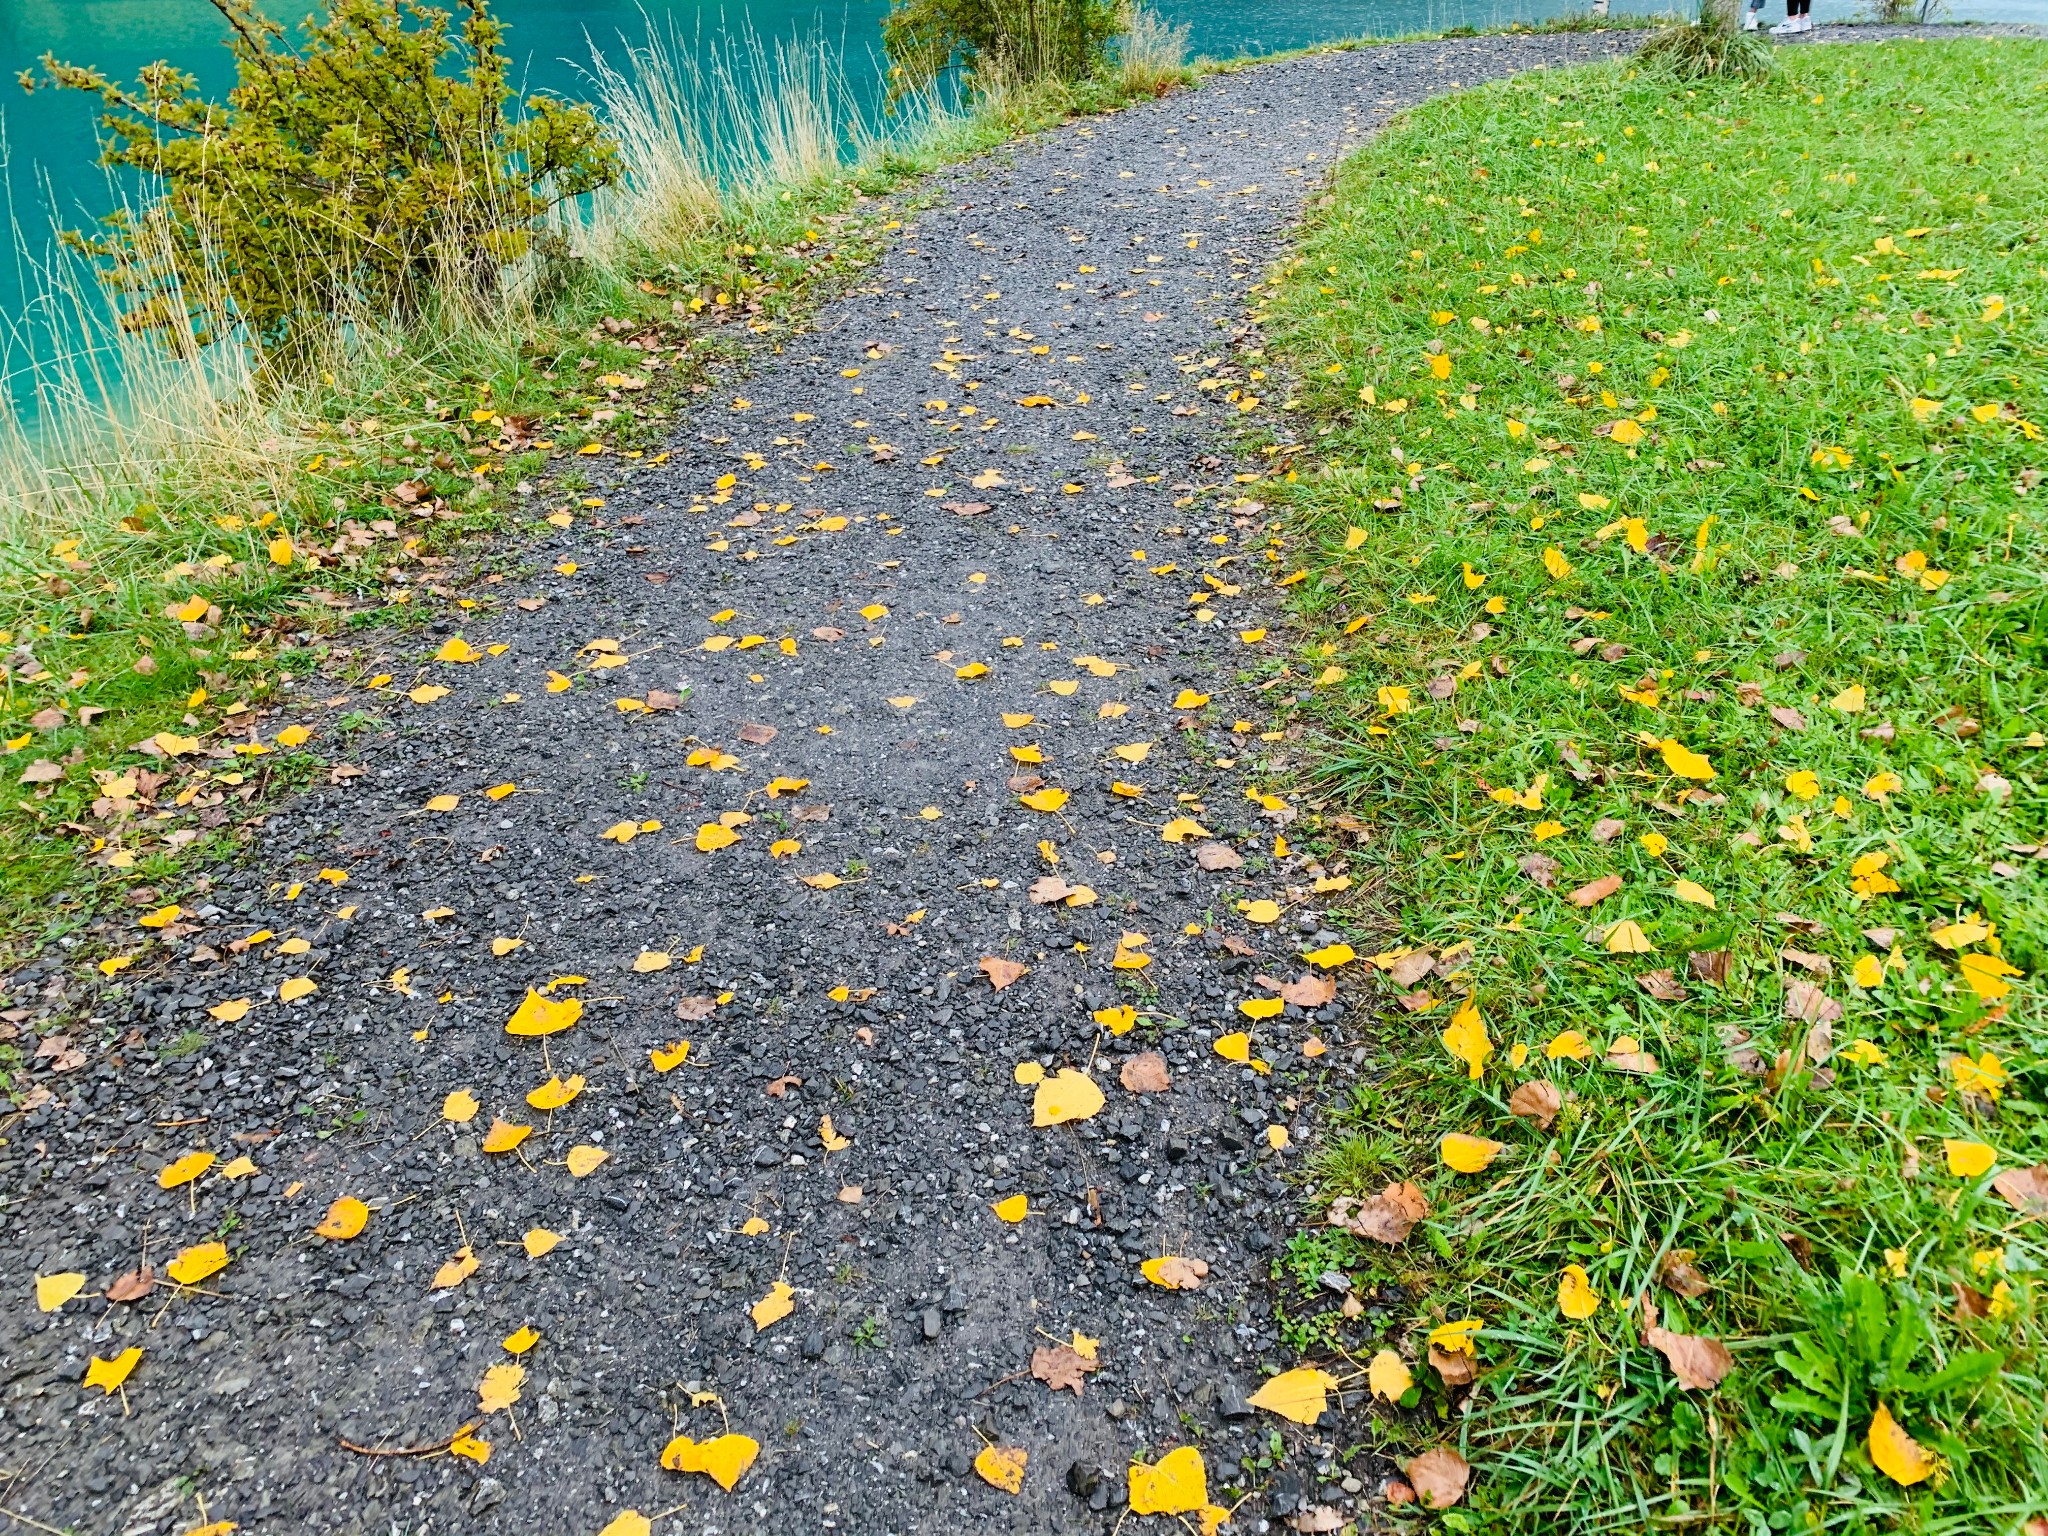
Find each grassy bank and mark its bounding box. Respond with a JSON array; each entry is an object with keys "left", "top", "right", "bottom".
[
  {"left": 1260, "top": 36, "right": 2046, "bottom": 1530},
  {"left": 0, "top": 16, "right": 1195, "bottom": 974}
]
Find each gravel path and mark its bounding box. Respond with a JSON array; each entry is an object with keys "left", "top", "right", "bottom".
[{"left": 6, "top": 29, "right": 1648, "bottom": 1536}]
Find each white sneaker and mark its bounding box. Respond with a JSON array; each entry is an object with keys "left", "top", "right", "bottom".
[
  {"left": 1743, "top": 10, "right": 1761, "bottom": 28},
  {"left": 1798, "top": 15, "right": 1815, "bottom": 29},
  {"left": 1771, "top": 18, "right": 1799, "bottom": 32}
]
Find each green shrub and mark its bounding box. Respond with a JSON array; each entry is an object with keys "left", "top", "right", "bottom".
[
  {"left": 1637, "top": 0, "right": 1775, "bottom": 78},
  {"left": 20, "top": 0, "right": 619, "bottom": 356},
  {"left": 882, "top": 0, "right": 1125, "bottom": 95}
]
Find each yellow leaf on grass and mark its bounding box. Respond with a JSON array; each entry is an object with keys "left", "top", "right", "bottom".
[
  {"left": 1248, "top": 1367, "right": 1338, "bottom": 1425},
  {"left": 1129, "top": 1446, "right": 1209, "bottom": 1516},
  {"left": 1944, "top": 1139, "right": 1995, "bottom": 1178},
  {"left": 1868, "top": 1404, "right": 1935, "bottom": 1486},
  {"left": 527, "top": 1074, "right": 586, "bottom": 1111},
  {"left": 36, "top": 1272, "right": 87, "bottom": 1312},
  {"left": 479, "top": 1362, "right": 525, "bottom": 1413},
  {"left": 1546, "top": 1030, "right": 1592, "bottom": 1061},
  {"left": 1958, "top": 952, "right": 2022, "bottom": 1002},
  {"left": 1440, "top": 1133, "right": 1504, "bottom": 1173},
  {"left": 1785, "top": 770, "right": 1821, "bottom": 801},
  {"left": 1032, "top": 1068, "right": 1105, "bottom": 1126},
  {"left": 1604, "top": 920, "right": 1653, "bottom": 954},
  {"left": 1831, "top": 685, "right": 1867, "bottom": 714},
  {"left": 1368, "top": 1349, "right": 1413, "bottom": 1401},
  {"left": 1440, "top": 998, "right": 1492, "bottom": 1079},
  {"left": 506, "top": 989, "right": 582, "bottom": 1036},
  {"left": 975, "top": 1444, "right": 1028, "bottom": 1494},
  {"left": 1659, "top": 739, "right": 1716, "bottom": 780},
  {"left": 1558, "top": 1264, "right": 1601, "bottom": 1320},
  {"left": 661, "top": 1433, "right": 761, "bottom": 1491},
  {"left": 85, "top": 1347, "right": 143, "bottom": 1394},
  {"left": 565, "top": 1145, "right": 610, "bottom": 1178},
  {"left": 1430, "top": 1318, "right": 1483, "bottom": 1355},
  {"left": 443, "top": 1089, "right": 480, "bottom": 1122},
  {"left": 159, "top": 1150, "right": 215, "bottom": 1188},
  {"left": 315, "top": 1196, "right": 370, "bottom": 1240},
  {"left": 1671, "top": 879, "right": 1716, "bottom": 908},
  {"left": 751, "top": 1280, "right": 796, "bottom": 1331}
]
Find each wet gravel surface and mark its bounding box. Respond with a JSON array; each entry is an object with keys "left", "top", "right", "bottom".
[{"left": 1, "top": 32, "right": 1643, "bottom": 1536}]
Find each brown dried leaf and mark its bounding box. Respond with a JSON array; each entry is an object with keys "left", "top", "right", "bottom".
[
  {"left": 1769, "top": 705, "right": 1808, "bottom": 732},
  {"left": 1657, "top": 1251, "right": 1712, "bottom": 1300},
  {"left": 1328, "top": 1180, "right": 1428, "bottom": 1246},
  {"left": 1783, "top": 978, "right": 1843, "bottom": 1024},
  {"left": 1259, "top": 972, "right": 1336, "bottom": 1008},
  {"left": 1636, "top": 969, "right": 1688, "bottom": 1002},
  {"left": 737, "top": 722, "right": 778, "bottom": 746},
  {"left": 1030, "top": 1343, "right": 1100, "bottom": 1395},
  {"left": 1589, "top": 818, "right": 1627, "bottom": 845},
  {"left": 1028, "top": 875, "right": 1073, "bottom": 905},
  {"left": 675, "top": 996, "right": 717, "bottom": 1021},
  {"left": 1427, "top": 1345, "right": 1476, "bottom": 1387},
  {"left": 1386, "top": 950, "right": 1435, "bottom": 987},
  {"left": 979, "top": 956, "right": 1028, "bottom": 990},
  {"left": 1688, "top": 950, "right": 1731, "bottom": 986},
  {"left": 1518, "top": 852, "right": 1560, "bottom": 889},
  {"left": 1404, "top": 1448, "right": 1471, "bottom": 1509},
  {"left": 1643, "top": 1302, "right": 1734, "bottom": 1390},
  {"left": 1194, "top": 841, "right": 1244, "bottom": 872},
  {"left": 1567, "top": 873, "right": 1622, "bottom": 908},
  {"left": 1119, "top": 1052, "right": 1171, "bottom": 1094},
  {"left": 1991, "top": 1164, "right": 2048, "bottom": 1219},
  {"left": 1507, "top": 1079, "right": 1563, "bottom": 1130},
  {"left": 1781, "top": 947, "right": 1833, "bottom": 975},
  {"left": 106, "top": 1266, "right": 155, "bottom": 1303}
]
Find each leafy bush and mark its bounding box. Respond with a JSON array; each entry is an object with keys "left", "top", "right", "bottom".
[
  {"left": 1637, "top": 0, "right": 1775, "bottom": 79},
  {"left": 882, "top": 0, "right": 1125, "bottom": 95},
  {"left": 21, "top": 0, "right": 619, "bottom": 355}
]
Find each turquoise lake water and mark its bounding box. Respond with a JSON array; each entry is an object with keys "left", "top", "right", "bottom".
[{"left": 3, "top": 0, "right": 2042, "bottom": 416}]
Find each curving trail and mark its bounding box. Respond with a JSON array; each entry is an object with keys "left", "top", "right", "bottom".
[{"left": 5, "top": 31, "right": 1637, "bottom": 1536}]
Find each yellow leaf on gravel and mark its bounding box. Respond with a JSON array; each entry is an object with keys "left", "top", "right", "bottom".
[
  {"left": 633, "top": 950, "right": 673, "bottom": 972},
  {"left": 1558, "top": 1263, "right": 1601, "bottom": 1319},
  {"left": 523, "top": 1228, "right": 561, "bottom": 1258},
  {"left": 506, "top": 989, "right": 582, "bottom": 1036},
  {"left": 1032, "top": 1068, "right": 1105, "bottom": 1126},
  {"left": 661, "top": 1433, "right": 761, "bottom": 1491},
  {"left": 565, "top": 1145, "right": 610, "bottom": 1178},
  {"left": 443, "top": 1089, "right": 480, "bottom": 1122},
  {"left": 992, "top": 1194, "right": 1030, "bottom": 1223},
  {"left": 165, "top": 1236, "right": 230, "bottom": 1286},
  {"left": 1944, "top": 1139, "right": 1995, "bottom": 1178},
  {"left": 597, "top": 1514, "right": 651, "bottom": 1536},
  {"left": 449, "top": 1431, "right": 491, "bottom": 1465},
  {"left": 315, "top": 1197, "right": 370, "bottom": 1240},
  {"left": 527, "top": 1074, "right": 585, "bottom": 1111},
  {"left": 1129, "top": 1446, "right": 1208, "bottom": 1516},
  {"left": 36, "top": 1272, "right": 86, "bottom": 1312},
  {"left": 479, "top": 1363, "right": 525, "bottom": 1413},
  {"left": 1441, "top": 1133, "right": 1504, "bottom": 1173},
  {"left": 436, "top": 637, "right": 482, "bottom": 663},
  {"left": 279, "top": 976, "right": 317, "bottom": 1002},
  {"left": 1240, "top": 899, "right": 1282, "bottom": 924},
  {"left": 1093, "top": 1005, "right": 1136, "bottom": 1034},
  {"left": 409, "top": 685, "right": 450, "bottom": 705},
  {"left": 1214, "top": 1032, "right": 1252, "bottom": 1063},
  {"left": 1671, "top": 879, "right": 1716, "bottom": 908},
  {"left": 1248, "top": 1367, "right": 1338, "bottom": 1424},
  {"left": 1868, "top": 1403, "right": 1935, "bottom": 1486},
  {"left": 432, "top": 1246, "right": 479, "bottom": 1290},
  {"left": 820, "top": 1115, "right": 851, "bottom": 1152},
  {"left": 799, "top": 872, "right": 843, "bottom": 889},
  {"left": 219, "top": 1155, "right": 257, "bottom": 1179},
  {"left": 751, "top": 1280, "right": 796, "bottom": 1331},
  {"left": 1239, "top": 996, "right": 1284, "bottom": 1020},
  {"left": 1141, "top": 1255, "right": 1209, "bottom": 1289},
  {"left": 158, "top": 1151, "right": 214, "bottom": 1188},
  {"left": 1020, "top": 787, "right": 1069, "bottom": 812},
  {"left": 650, "top": 1041, "right": 692, "bottom": 1071},
  {"left": 503, "top": 1324, "right": 541, "bottom": 1355},
  {"left": 695, "top": 822, "right": 740, "bottom": 851},
  {"left": 424, "top": 793, "right": 460, "bottom": 812},
  {"left": 1014, "top": 1061, "right": 1046, "bottom": 1084},
  {"left": 1303, "top": 941, "right": 1356, "bottom": 968},
  {"left": 1112, "top": 742, "right": 1152, "bottom": 764},
  {"left": 209, "top": 998, "right": 251, "bottom": 1023},
  {"left": 1161, "top": 816, "right": 1211, "bottom": 843},
  {"left": 1368, "top": 1349, "right": 1413, "bottom": 1401},
  {"left": 1173, "top": 689, "right": 1209, "bottom": 708},
  {"left": 84, "top": 1347, "right": 142, "bottom": 1394},
  {"left": 481, "top": 1120, "right": 531, "bottom": 1154},
  {"left": 491, "top": 937, "right": 524, "bottom": 956},
  {"left": 975, "top": 1444, "right": 1028, "bottom": 1494},
  {"left": 1440, "top": 998, "right": 1492, "bottom": 1079}
]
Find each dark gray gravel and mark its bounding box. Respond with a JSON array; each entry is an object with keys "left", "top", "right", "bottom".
[{"left": 2, "top": 30, "right": 1651, "bottom": 1536}]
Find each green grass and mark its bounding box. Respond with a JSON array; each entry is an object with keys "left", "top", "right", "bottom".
[{"left": 1258, "top": 38, "right": 2048, "bottom": 1531}]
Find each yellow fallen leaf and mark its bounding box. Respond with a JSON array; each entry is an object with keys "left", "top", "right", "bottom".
[
  {"left": 527, "top": 1074, "right": 586, "bottom": 1111},
  {"left": 278, "top": 976, "right": 317, "bottom": 1002},
  {"left": 1213, "top": 1032, "right": 1252, "bottom": 1063},
  {"left": 209, "top": 998, "right": 252, "bottom": 1023},
  {"left": 565, "top": 1145, "right": 610, "bottom": 1177},
  {"left": 523, "top": 1228, "right": 561, "bottom": 1258},
  {"left": 315, "top": 1196, "right": 370, "bottom": 1240},
  {"left": 1604, "top": 919, "right": 1653, "bottom": 954},
  {"left": 992, "top": 1193, "right": 1030, "bottom": 1223},
  {"left": 479, "top": 1362, "right": 525, "bottom": 1413},
  {"left": 1441, "top": 1132, "right": 1504, "bottom": 1173},
  {"left": 597, "top": 1514, "right": 651, "bottom": 1536},
  {"left": 1248, "top": 1367, "right": 1338, "bottom": 1424},
  {"left": 1868, "top": 1403, "right": 1935, "bottom": 1486},
  {"left": 1671, "top": 879, "right": 1716, "bottom": 908},
  {"left": 661, "top": 1433, "right": 761, "bottom": 1491},
  {"left": 158, "top": 1150, "right": 215, "bottom": 1189},
  {"left": 820, "top": 1114, "right": 851, "bottom": 1152},
  {"left": 424, "top": 793, "right": 460, "bottom": 812},
  {"left": 1020, "top": 787, "right": 1069, "bottom": 813},
  {"left": 1944, "top": 1139, "right": 1995, "bottom": 1178},
  {"left": 1303, "top": 942, "right": 1356, "bottom": 968},
  {"left": 36, "top": 1272, "right": 86, "bottom": 1312},
  {"left": 433, "top": 1246, "right": 480, "bottom": 1290},
  {"left": 1368, "top": 1349, "right": 1413, "bottom": 1401},
  {"left": 85, "top": 1346, "right": 143, "bottom": 1394},
  {"left": 481, "top": 1119, "right": 531, "bottom": 1154},
  {"left": 696, "top": 822, "right": 741, "bottom": 852},
  {"left": 443, "top": 1088, "right": 480, "bottom": 1122},
  {"left": 1240, "top": 898, "right": 1282, "bottom": 924},
  {"left": 1659, "top": 739, "right": 1715, "bottom": 780},
  {"left": 1160, "top": 816, "right": 1211, "bottom": 843},
  {"left": 751, "top": 1280, "right": 796, "bottom": 1330},
  {"left": 1032, "top": 1068, "right": 1105, "bottom": 1126},
  {"left": 506, "top": 989, "right": 583, "bottom": 1036},
  {"left": 501, "top": 1324, "right": 540, "bottom": 1355},
  {"left": 1558, "top": 1263, "right": 1601, "bottom": 1320},
  {"left": 975, "top": 1444, "right": 1029, "bottom": 1494},
  {"left": 650, "top": 1041, "right": 692, "bottom": 1071},
  {"left": 1440, "top": 998, "right": 1492, "bottom": 1079},
  {"left": 1129, "top": 1446, "right": 1208, "bottom": 1516}
]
